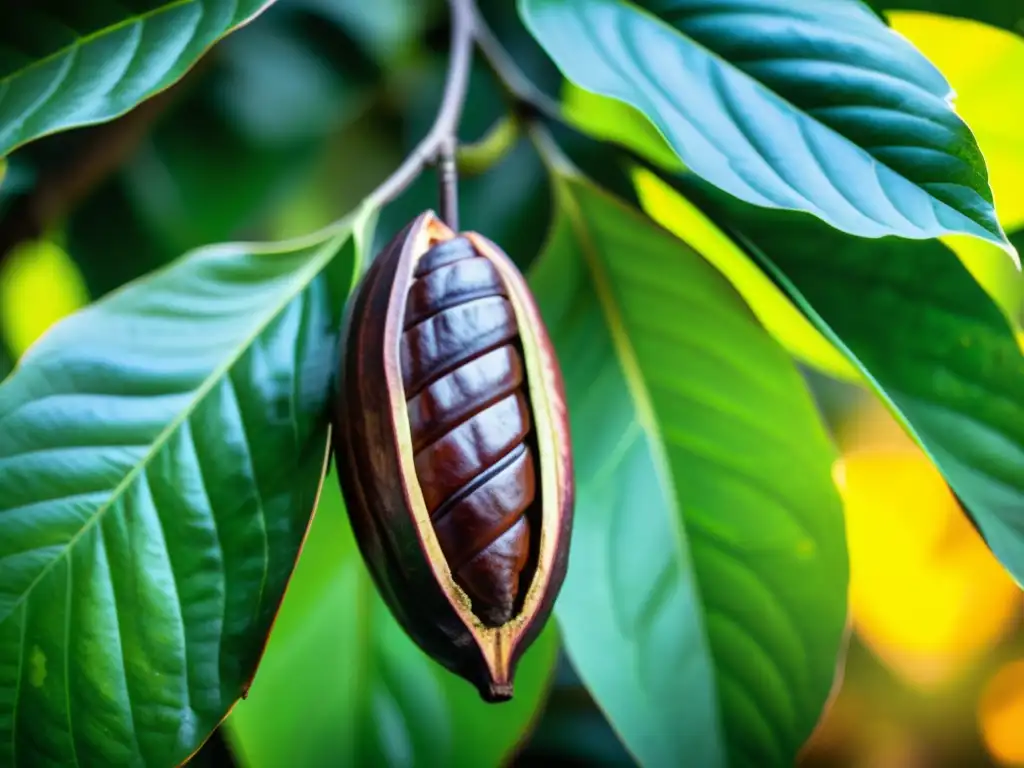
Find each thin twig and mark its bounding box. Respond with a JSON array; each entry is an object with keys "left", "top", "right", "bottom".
[
  {"left": 467, "top": 6, "right": 565, "bottom": 123},
  {"left": 363, "top": 0, "right": 475, "bottom": 215}
]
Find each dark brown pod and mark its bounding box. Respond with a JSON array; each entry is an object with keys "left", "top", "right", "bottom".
[{"left": 332, "top": 211, "right": 574, "bottom": 702}]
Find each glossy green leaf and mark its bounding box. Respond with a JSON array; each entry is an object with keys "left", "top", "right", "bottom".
[
  {"left": 0, "top": 0, "right": 276, "bottom": 156},
  {"left": 868, "top": 1, "right": 1024, "bottom": 37},
  {"left": 530, "top": 175, "right": 848, "bottom": 767},
  {"left": 886, "top": 11, "right": 1024, "bottom": 234},
  {"left": 520, "top": 0, "right": 1013, "bottom": 256},
  {"left": 664, "top": 174, "right": 1024, "bottom": 587},
  {"left": 227, "top": 472, "right": 559, "bottom": 768},
  {"left": 631, "top": 167, "right": 861, "bottom": 381},
  {"left": 0, "top": 215, "right": 365, "bottom": 767}
]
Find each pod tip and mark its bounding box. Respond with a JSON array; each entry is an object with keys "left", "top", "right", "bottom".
[{"left": 481, "top": 681, "right": 514, "bottom": 703}]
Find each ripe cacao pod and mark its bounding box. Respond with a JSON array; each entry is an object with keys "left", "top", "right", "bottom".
[{"left": 332, "top": 210, "right": 574, "bottom": 702}]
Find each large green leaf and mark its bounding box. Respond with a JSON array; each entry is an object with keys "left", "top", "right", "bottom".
[
  {"left": 227, "top": 471, "right": 559, "bottom": 768},
  {"left": 868, "top": 1, "right": 1024, "bottom": 37},
  {"left": 530, "top": 175, "right": 848, "bottom": 767},
  {"left": 520, "top": 0, "right": 1012, "bottom": 255},
  {"left": 0, "top": 0, "right": 276, "bottom": 156},
  {"left": 0, "top": 215, "right": 365, "bottom": 767},
  {"left": 643, "top": 171, "right": 1024, "bottom": 586}
]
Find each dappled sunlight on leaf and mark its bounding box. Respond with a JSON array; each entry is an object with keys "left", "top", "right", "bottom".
[{"left": 633, "top": 168, "right": 860, "bottom": 381}]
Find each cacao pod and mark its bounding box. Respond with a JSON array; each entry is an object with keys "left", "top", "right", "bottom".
[{"left": 332, "top": 211, "right": 574, "bottom": 702}]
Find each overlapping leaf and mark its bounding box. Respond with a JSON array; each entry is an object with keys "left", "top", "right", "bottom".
[
  {"left": 0, "top": 216, "right": 363, "bottom": 767},
  {"left": 530, "top": 175, "right": 848, "bottom": 767},
  {"left": 227, "top": 473, "right": 559, "bottom": 768},
  {"left": 642, "top": 171, "right": 1024, "bottom": 587},
  {"left": 0, "top": 0, "right": 276, "bottom": 156},
  {"left": 521, "top": 0, "right": 1012, "bottom": 254},
  {"left": 625, "top": 164, "right": 859, "bottom": 381}
]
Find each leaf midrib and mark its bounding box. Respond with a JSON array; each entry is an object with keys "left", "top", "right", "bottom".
[
  {"left": 0, "top": 236, "right": 341, "bottom": 631},
  {"left": 556, "top": 176, "right": 728, "bottom": 752},
  {"left": 548, "top": 0, "right": 1004, "bottom": 243}
]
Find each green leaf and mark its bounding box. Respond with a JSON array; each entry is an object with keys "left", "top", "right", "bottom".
[
  {"left": 656, "top": 172, "right": 1024, "bottom": 588},
  {"left": 630, "top": 167, "right": 861, "bottom": 381},
  {"left": 530, "top": 175, "right": 848, "bottom": 767},
  {"left": 227, "top": 472, "right": 559, "bottom": 768},
  {"left": 562, "top": 82, "right": 683, "bottom": 173},
  {"left": 867, "top": 1, "right": 1024, "bottom": 37},
  {"left": 0, "top": 215, "right": 364, "bottom": 767},
  {"left": 520, "top": 0, "right": 1013, "bottom": 256},
  {"left": 0, "top": 0, "right": 276, "bottom": 156}
]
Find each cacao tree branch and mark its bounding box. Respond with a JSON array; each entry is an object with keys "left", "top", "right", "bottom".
[
  {"left": 467, "top": 5, "right": 564, "bottom": 124},
  {"left": 364, "top": 0, "right": 475, "bottom": 217}
]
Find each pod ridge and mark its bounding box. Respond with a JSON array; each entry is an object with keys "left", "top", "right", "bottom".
[{"left": 401, "top": 236, "right": 536, "bottom": 627}]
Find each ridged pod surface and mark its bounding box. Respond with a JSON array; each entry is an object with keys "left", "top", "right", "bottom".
[{"left": 332, "top": 211, "right": 574, "bottom": 701}]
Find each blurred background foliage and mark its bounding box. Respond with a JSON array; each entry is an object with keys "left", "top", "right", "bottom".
[{"left": 2, "top": 2, "right": 1024, "bottom": 766}]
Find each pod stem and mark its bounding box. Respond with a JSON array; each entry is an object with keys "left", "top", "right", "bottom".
[
  {"left": 365, "top": 0, "right": 475, "bottom": 216},
  {"left": 437, "top": 136, "right": 460, "bottom": 231}
]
